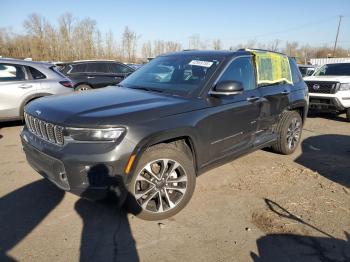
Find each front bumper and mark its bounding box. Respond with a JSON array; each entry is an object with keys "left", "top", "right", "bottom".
[
  {"left": 21, "top": 127, "right": 135, "bottom": 201},
  {"left": 309, "top": 92, "right": 350, "bottom": 112}
]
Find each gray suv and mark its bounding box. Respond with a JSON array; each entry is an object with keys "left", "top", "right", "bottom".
[{"left": 0, "top": 59, "right": 74, "bottom": 122}]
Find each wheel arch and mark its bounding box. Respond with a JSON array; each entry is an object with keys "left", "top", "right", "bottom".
[
  {"left": 19, "top": 93, "right": 52, "bottom": 118},
  {"left": 129, "top": 130, "right": 200, "bottom": 179},
  {"left": 288, "top": 102, "right": 308, "bottom": 123}
]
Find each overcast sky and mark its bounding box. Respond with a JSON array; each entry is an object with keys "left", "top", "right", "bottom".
[{"left": 1, "top": 0, "right": 350, "bottom": 49}]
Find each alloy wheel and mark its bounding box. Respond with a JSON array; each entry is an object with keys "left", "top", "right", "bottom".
[
  {"left": 286, "top": 118, "right": 301, "bottom": 150},
  {"left": 134, "top": 159, "right": 188, "bottom": 213}
]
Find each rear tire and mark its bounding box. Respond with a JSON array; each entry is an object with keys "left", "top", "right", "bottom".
[
  {"left": 346, "top": 108, "right": 350, "bottom": 122},
  {"left": 128, "top": 143, "right": 196, "bottom": 220},
  {"left": 75, "top": 84, "right": 91, "bottom": 91},
  {"left": 272, "top": 111, "right": 302, "bottom": 155}
]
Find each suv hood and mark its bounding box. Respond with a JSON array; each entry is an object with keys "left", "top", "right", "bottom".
[
  {"left": 25, "top": 87, "right": 204, "bottom": 126},
  {"left": 304, "top": 75, "right": 350, "bottom": 83}
]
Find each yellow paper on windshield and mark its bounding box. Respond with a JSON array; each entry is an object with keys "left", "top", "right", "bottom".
[{"left": 248, "top": 50, "right": 292, "bottom": 85}]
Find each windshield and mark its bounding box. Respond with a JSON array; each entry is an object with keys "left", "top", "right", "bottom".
[
  {"left": 120, "top": 55, "right": 223, "bottom": 97},
  {"left": 314, "top": 63, "right": 350, "bottom": 76}
]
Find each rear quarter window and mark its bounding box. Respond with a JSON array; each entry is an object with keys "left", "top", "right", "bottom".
[
  {"left": 69, "top": 64, "right": 87, "bottom": 74},
  {"left": 28, "top": 66, "right": 46, "bottom": 80},
  {"left": 109, "top": 63, "right": 133, "bottom": 74}
]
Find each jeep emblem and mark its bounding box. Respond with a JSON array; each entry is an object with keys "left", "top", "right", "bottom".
[
  {"left": 35, "top": 110, "right": 42, "bottom": 115},
  {"left": 313, "top": 84, "right": 320, "bottom": 90}
]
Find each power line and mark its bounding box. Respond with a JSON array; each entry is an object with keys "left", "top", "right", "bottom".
[{"left": 333, "top": 15, "right": 343, "bottom": 56}]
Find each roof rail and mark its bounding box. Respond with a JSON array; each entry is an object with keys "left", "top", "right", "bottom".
[{"left": 237, "top": 48, "right": 287, "bottom": 56}]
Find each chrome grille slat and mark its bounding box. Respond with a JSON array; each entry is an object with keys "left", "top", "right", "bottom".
[
  {"left": 54, "top": 126, "right": 64, "bottom": 145},
  {"left": 40, "top": 120, "right": 48, "bottom": 140},
  {"left": 30, "top": 116, "right": 36, "bottom": 134},
  {"left": 47, "top": 123, "right": 56, "bottom": 142},
  {"left": 24, "top": 113, "right": 64, "bottom": 146},
  {"left": 34, "top": 118, "right": 42, "bottom": 137}
]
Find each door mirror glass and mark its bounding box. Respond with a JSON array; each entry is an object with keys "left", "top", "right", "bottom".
[{"left": 211, "top": 80, "right": 244, "bottom": 96}]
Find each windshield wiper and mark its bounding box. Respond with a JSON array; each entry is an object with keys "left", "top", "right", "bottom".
[{"left": 129, "top": 86, "right": 164, "bottom": 93}]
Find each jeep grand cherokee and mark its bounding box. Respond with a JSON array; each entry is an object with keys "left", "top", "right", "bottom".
[{"left": 21, "top": 50, "right": 308, "bottom": 220}]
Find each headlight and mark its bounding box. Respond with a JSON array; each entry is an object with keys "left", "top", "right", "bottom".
[
  {"left": 66, "top": 127, "right": 125, "bottom": 142},
  {"left": 339, "top": 83, "right": 350, "bottom": 91}
]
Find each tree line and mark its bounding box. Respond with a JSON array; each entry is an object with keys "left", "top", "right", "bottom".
[{"left": 0, "top": 13, "right": 349, "bottom": 63}]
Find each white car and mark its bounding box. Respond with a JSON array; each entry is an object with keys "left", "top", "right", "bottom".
[{"left": 304, "top": 63, "right": 350, "bottom": 122}]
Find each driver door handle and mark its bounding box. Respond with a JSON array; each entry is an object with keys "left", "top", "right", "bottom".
[
  {"left": 87, "top": 76, "right": 95, "bottom": 79},
  {"left": 246, "top": 96, "right": 260, "bottom": 103},
  {"left": 281, "top": 90, "right": 290, "bottom": 95}
]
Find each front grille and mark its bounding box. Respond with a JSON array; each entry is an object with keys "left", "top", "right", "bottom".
[
  {"left": 24, "top": 112, "right": 65, "bottom": 145},
  {"left": 305, "top": 81, "right": 339, "bottom": 94}
]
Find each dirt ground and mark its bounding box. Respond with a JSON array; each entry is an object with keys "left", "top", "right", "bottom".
[{"left": 0, "top": 113, "right": 349, "bottom": 262}]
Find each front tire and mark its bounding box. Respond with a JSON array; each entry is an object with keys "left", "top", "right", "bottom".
[
  {"left": 128, "top": 143, "right": 196, "bottom": 220},
  {"left": 272, "top": 111, "right": 303, "bottom": 155}
]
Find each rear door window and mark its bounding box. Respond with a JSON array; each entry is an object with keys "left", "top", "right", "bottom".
[
  {"left": 86, "top": 63, "right": 109, "bottom": 73},
  {"left": 0, "top": 64, "right": 26, "bottom": 82}
]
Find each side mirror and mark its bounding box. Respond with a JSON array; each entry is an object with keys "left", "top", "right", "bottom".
[{"left": 210, "top": 80, "right": 244, "bottom": 96}]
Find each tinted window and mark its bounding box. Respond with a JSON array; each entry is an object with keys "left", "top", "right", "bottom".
[
  {"left": 0, "top": 64, "right": 26, "bottom": 82},
  {"left": 298, "top": 66, "right": 308, "bottom": 77},
  {"left": 109, "top": 63, "right": 133, "bottom": 74},
  {"left": 28, "top": 66, "right": 46, "bottom": 79},
  {"left": 218, "top": 56, "right": 256, "bottom": 90},
  {"left": 121, "top": 55, "right": 223, "bottom": 97},
  {"left": 69, "top": 64, "right": 87, "bottom": 73},
  {"left": 314, "top": 63, "right": 350, "bottom": 76},
  {"left": 86, "top": 63, "right": 109, "bottom": 73}
]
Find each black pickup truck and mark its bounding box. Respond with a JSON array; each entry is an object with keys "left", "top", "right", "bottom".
[{"left": 21, "top": 50, "right": 308, "bottom": 220}]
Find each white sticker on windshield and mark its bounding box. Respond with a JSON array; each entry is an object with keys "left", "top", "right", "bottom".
[{"left": 189, "top": 60, "right": 213, "bottom": 68}]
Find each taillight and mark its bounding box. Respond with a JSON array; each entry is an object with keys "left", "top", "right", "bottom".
[{"left": 59, "top": 81, "right": 73, "bottom": 88}]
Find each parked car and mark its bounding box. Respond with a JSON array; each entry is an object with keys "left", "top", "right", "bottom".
[
  {"left": 304, "top": 63, "right": 350, "bottom": 121},
  {"left": 21, "top": 50, "right": 308, "bottom": 220},
  {"left": 126, "top": 63, "right": 143, "bottom": 70},
  {"left": 0, "top": 59, "right": 74, "bottom": 122},
  {"left": 298, "top": 64, "right": 316, "bottom": 77},
  {"left": 58, "top": 60, "right": 135, "bottom": 91}
]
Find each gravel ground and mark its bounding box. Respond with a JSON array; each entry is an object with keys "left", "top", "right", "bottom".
[{"left": 0, "top": 113, "right": 349, "bottom": 262}]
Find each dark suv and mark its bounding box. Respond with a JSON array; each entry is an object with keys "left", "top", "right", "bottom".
[
  {"left": 21, "top": 50, "right": 308, "bottom": 220},
  {"left": 58, "top": 60, "right": 134, "bottom": 91}
]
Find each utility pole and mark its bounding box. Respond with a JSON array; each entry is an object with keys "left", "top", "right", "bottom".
[{"left": 333, "top": 15, "right": 343, "bottom": 57}]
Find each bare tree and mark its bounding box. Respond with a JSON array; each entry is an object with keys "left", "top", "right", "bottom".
[
  {"left": 213, "top": 39, "right": 222, "bottom": 50},
  {"left": 58, "top": 13, "right": 74, "bottom": 60},
  {"left": 267, "top": 39, "right": 281, "bottom": 52},
  {"left": 23, "top": 13, "right": 46, "bottom": 60},
  {"left": 212, "top": 39, "right": 222, "bottom": 50},
  {"left": 122, "top": 26, "right": 138, "bottom": 62},
  {"left": 2, "top": 13, "right": 350, "bottom": 63},
  {"left": 142, "top": 41, "right": 153, "bottom": 58}
]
